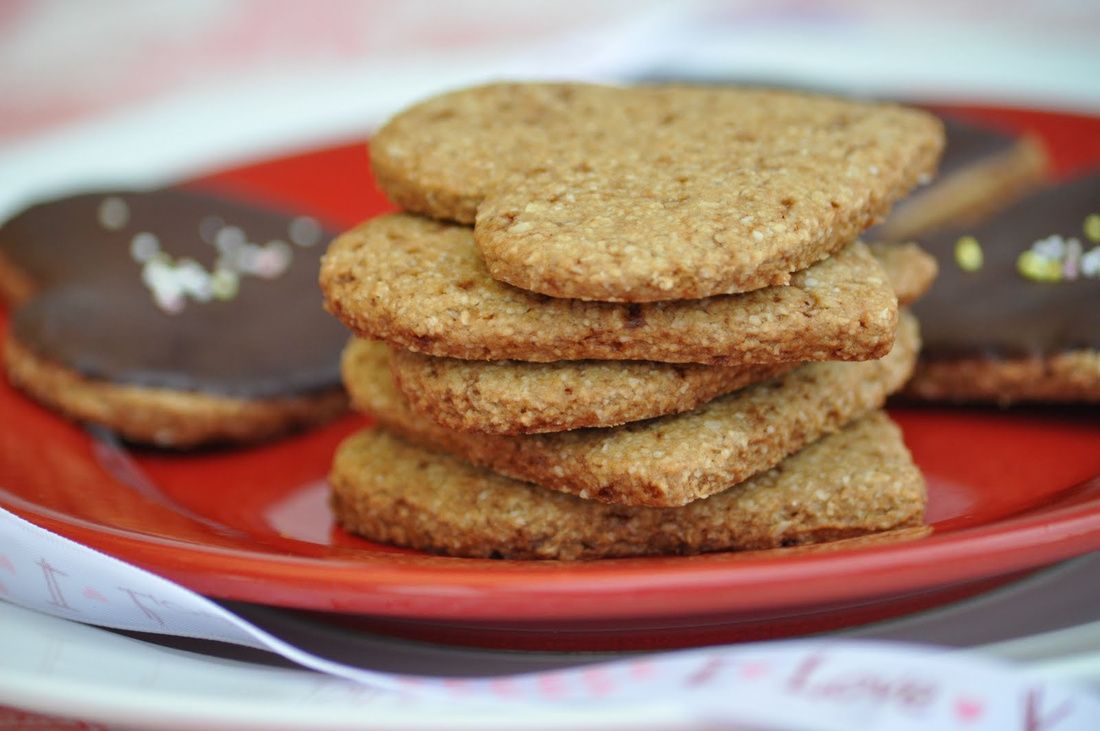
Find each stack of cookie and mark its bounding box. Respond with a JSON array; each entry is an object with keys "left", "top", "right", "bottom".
[{"left": 321, "top": 83, "right": 944, "bottom": 559}]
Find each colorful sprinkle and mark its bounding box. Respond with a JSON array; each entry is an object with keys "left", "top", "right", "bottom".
[
  {"left": 214, "top": 225, "right": 246, "bottom": 252},
  {"left": 198, "top": 215, "right": 224, "bottom": 244},
  {"left": 1082, "top": 247, "right": 1100, "bottom": 278},
  {"left": 210, "top": 268, "right": 240, "bottom": 300},
  {"left": 1085, "top": 213, "right": 1100, "bottom": 243},
  {"left": 1062, "top": 238, "right": 1083, "bottom": 280},
  {"left": 130, "top": 232, "right": 161, "bottom": 263},
  {"left": 254, "top": 240, "right": 292, "bottom": 279},
  {"left": 1032, "top": 234, "right": 1067, "bottom": 259},
  {"left": 122, "top": 207, "right": 319, "bottom": 313},
  {"left": 954, "top": 236, "right": 983, "bottom": 272},
  {"left": 98, "top": 196, "right": 130, "bottom": 231},
  {"left": 289, "top": 216, "right": 323, "bottom": 247},
  {"left": 1017, "top": 250, "right": 1063, "bottom": 282},
  {"left": 141, "top": 257, "right": 186, "bottom": 314}
]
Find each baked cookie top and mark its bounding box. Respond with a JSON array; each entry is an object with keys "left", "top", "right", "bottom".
[
  {"left": 387, "top": 242, "right": 935, "bottom": 435},
  {"left": 371, "top": 82, "right": 943, "bottom": 301},
  {"left": 321, "top": 214, "right": 899, "bottom": 365}
]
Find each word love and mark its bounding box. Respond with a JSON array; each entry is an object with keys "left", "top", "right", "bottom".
[{"left": 782, "top": 652, "right": 1075, "bottom": 731}]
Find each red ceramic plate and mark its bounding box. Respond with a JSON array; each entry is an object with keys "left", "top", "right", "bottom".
[{"left": 3, "top": 105, "right": 1100, "bottom": 652}]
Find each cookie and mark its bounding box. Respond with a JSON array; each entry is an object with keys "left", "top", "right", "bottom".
[
  {"left": 907, "top": 173, "right": 1100, "bottom": 404},
  {"left": 391, "top": 354, "right": 792, "bottom": 437},
  {"left": 330, "top": 412, "right": 926, "bottom": 559},
  {"left": 342, "top": 311, "right": 919, "bottom": 507},
  {"left": 321, "top": 214, "right": 899, "bottom": 365},
  {"left": 371, "top": 82, "right": 943, "bottom": 301},
  {"left": 874, "top": 117, "right": 1048, "bottom": 241},
  {"left": 390, "top": 242, "right": 935, "bottom": 435},
  {"left": 5, "top": 337, "right": 346, "bottom": 447},
  {"left": 1, "top": 189, "right": 350, "bottom": 446}
]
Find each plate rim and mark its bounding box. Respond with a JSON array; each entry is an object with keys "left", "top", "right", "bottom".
[{"left": 6, "top": 473, "right": 1100, "bottom": 622}]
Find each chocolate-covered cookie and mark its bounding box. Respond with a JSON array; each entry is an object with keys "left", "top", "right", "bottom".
[
  {"left": 1, "top": 189, "right": 349, "bottom": 445},
  {"left": 907, "top": 173, "right": 1100, "bottom": 403}
]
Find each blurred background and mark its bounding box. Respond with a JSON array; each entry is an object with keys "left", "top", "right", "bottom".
[{"left": 1, "top": 0, "right": 1098, "bottom": 218}]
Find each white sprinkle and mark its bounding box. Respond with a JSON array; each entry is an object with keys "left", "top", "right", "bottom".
[
  {"left": 289, "top": 216, "right": 323, "bottom": 247},
  {"left": 1081, "top": 247, "right": 1100, "bottom": 278},
  {"left": 751, "top": 230, "right": 765, "bottom": 242},
  {"left": 868, "top": 165, "right": 879, "bottom": 175},
  {"left": 255, "top": 240, "right": 292, "bottom": 279},
  {"left": 98, "top": 196, "right": 130, "bottom": 231},
  {"left": 142, "top": 258, "right": 185, "bottom": 314},
  {"left": 214, "top": 226, "right": 247, "bottom": 254},
  {"left": 130, "top": 232, "right": 160, "bottom": 263},
  {"left": 510, "top": 221, "right": 533, "bottom": 234},
  {"left": 199, "top": 216, "right": 224, "bottom": 244},
  {"left": 175, "top": 258, "right": 214, "bottom": 302},
  {"left": 237, "top": 243, "right": 263, "bottom": 275},
  {"left": 1032, "top": 234, "right": 1069, "bottom": 260}
]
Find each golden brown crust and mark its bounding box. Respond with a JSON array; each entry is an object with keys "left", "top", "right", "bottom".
[
  {"left": 0, "top": 247, "right": 35, "bottom": 306},
  {"left": 4, "top": 334, "right": 347, "bottom": 447},
  {"left": 866, "top": 241, "right": 939, "bottom": 305},
  {"left": 391, "top": 352, "right": 792, "bottom": 435},
  {"left": 329, "top": 412, "right": 926, "bottom": 560},
  {"left": 388, "top": 242, "right": 935, "bottom": 435},
  {"left": 904, "top": 350, "right": 1100, "bottom": 405},
  {"left": 343, "top": 312, "right": 920, "bottom": 507},
  {"left": 321, "top": 214, "right": 899, "bottom": 365},
  {"left": 371, "top": 82, "right": 943, "bottom": 301}
]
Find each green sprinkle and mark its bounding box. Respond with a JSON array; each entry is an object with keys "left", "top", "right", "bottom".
[
  {"left": 210, "top": 268, "right": 240, "bottom": 300},
  {"left": 1084, "top": 213, "right": 1100, "bottom": 243},
  {"left": 954, "top": 236, "right": 983, "bottom": 272},
  {"left": 1017, "top": 250, "right": 1062, "bottom": 282}
]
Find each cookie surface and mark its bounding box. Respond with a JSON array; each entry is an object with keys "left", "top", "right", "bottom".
[
  {"left": 372, "top": 83, "right": 943, "bottom": 301},
  {"left": 321, "top": 214, "right": 898, "bottom": 365},
  {"left": 1, "top": 189, "right": 349, "bottom": 445},
  {"left": 389, "top": 242, "right": 935, "bottom": 435},
  {"left": 330, "top": 412, "right": 926, "bottom": 560},
  {"left": 874, "top": 117, "right": 1048, "bottom": 241},
  {"left": 907, "top": 173, "right": 1100, "bottom": 404},
  {"left": 343, "top": 312, "right": 919, "bottom": 507}
]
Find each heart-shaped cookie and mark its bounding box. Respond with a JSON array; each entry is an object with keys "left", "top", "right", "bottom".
[
  {"left": 371, "top": 83, "right": 943, "bottom": 301},
  {"left": 330, "top": 412, "right": 925, "bottom": 559},
  {"left": 321, "top": 213, "right": 900, "bottom": 365}
]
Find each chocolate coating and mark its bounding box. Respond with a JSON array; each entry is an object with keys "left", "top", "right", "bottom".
[
  {"left": 913, "top": 173, "right": 1100, "bottom": 360},
  {"left": 2, "top": 189, "right": 349, "bottom": 398}
]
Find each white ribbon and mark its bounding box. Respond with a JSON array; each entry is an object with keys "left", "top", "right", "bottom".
[{"left": 1, "top": 507, "right": 1097, "bottom": 730}]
